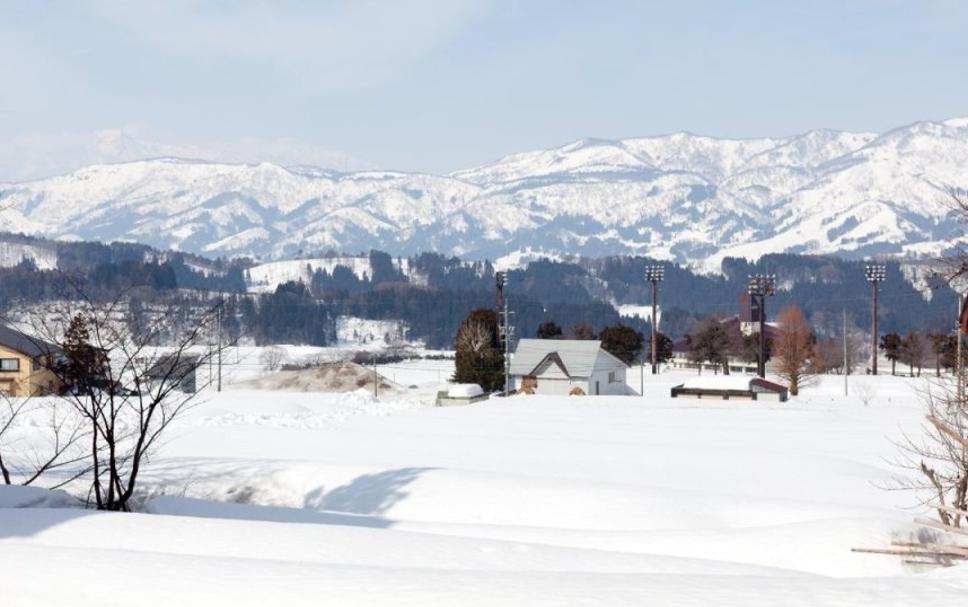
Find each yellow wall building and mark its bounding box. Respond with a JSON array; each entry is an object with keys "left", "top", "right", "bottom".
[{"left": 0, "top": 326, "right": 63, "bottom": 397}]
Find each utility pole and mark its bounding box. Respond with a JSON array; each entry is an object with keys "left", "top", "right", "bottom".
[
  {"left": 373, "top": 354, "right": 379, "bottom": 399},
  {"left": 958, "top": 294, "right": 965, "bottom": 396},
  {"left": 747, "top": 274, "right": 776, "bottom": 378},
  {"left": 216, "top": 296, "right": 223, "bottom": 393},
  {"left": 864, "top": 263, "right": 886, "bottom": 375},
  {"left": 645, "top": 265, "right": 664, "bottom": 375},
  {"left": 496, "top": 271, "right": 513, "bottom": 397},
  {"left": 640, "top": 352, "right": 644, "bottom": 397},
  {"left": 843, "top": 308, "right": 848, "bottom": 397}
]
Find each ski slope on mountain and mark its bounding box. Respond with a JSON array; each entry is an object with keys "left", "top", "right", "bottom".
[
  {"left": 3, "top": 368, "right": 968, "bottom": 605},
  {"left": 1, "top": 119, "right": 967, "bottom": 270}
]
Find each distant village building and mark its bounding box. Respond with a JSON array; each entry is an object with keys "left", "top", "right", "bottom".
[
  {"left": 0, "top": 324, "right": 63, "bottom": 396},
  {"left": 145, "top": 354, "right": 200, "bottom": 394},
  {"left": 671, "top": 294, "right": 780, "bottom": 374},
  {"left": 510, "top": 339, "right": 630, "bottom": 396}
]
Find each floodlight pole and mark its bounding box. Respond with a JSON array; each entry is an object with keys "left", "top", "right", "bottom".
[
  {"left": 748, "top": 274, "right": 775, "bottom": 378},
  {"left": 759, "top": 297, "right": 766, "bottom": 377},
  {"left": 645, "top": 265, "right": 664, "bottom": 375},
  {"left": 865, "top": 264, "right": 886, "bottom": 376},
  {"left": 872, "top": 283, "right": 878, "bottom": 376}
]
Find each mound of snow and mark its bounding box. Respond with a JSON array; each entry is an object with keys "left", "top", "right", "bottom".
[
  {"left": 232, "top": 361, "right": 402, "bottom": 394},
  {"left": 448, "top": 384, "right": 484, "bottom": 398},
  {"left": 0, "top": 485, "right": 76, "bottom": 508},
  {"left": 194, "top": 389, "right": 422, "bottom": 429}
]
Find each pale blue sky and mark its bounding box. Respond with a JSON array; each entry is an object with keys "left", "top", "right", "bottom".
[{"left": 2, "top": 0, "right": 967, "bottom": 177}]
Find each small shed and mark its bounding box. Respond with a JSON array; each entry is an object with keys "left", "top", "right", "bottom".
[
  {"left": 671, "top": 376, "right": 788, "bottom": 402},
  {"left": 435, "top": 383, "right": 489, "bottom": 407},
  {"left": 510, "top": 339, "right": 630, "bottom": 396},
  {"left": 146, "top": 354, "right": 200, "bottom": 394}
]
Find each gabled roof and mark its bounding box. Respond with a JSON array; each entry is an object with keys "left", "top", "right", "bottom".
[
  {"left": 0, "top": 324, "right": 63, "bottom": 359},
  {"left": 531, "top": 352, "right": 570, "bottom": 377},
  {"left": 511, "top": 339, "right": 622, "bottom": 378}
]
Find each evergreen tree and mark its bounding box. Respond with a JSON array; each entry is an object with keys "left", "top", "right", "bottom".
[
  {"left": 599, "top": 324, "right": 643, "bottom": 365},
  {"left": 647, "top": 332, "right": 675, "bottom": 365},
  {"left": 536, "top": 321, "right": 563, "bottom": 339},
  {"left": 880, "top": 333, "right": 902, "bottom": 375}
]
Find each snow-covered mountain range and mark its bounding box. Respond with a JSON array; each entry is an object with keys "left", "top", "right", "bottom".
[{"left": 2, "top": 118, "right": 967, "bottom": 272}]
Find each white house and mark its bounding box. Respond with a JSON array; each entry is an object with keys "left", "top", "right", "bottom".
[{"left": 510, "top": 339, "right": 630, "bottom": 396}]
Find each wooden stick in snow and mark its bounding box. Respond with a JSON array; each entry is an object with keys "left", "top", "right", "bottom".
[
  {"left": 914, "top": 517, "right": 968, "bottom": 537},
  {"left": 851, "top": 547, "right": 966, "bottom": 559},
  {"left": 891, "top": 541, "right": 968, "bottom": 557}
]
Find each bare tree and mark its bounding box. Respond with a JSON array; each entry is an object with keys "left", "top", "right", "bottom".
[
  {"left": 453, "top": 308, "right": 504, "bottom": 392},
  {"left": 878, "top": 189, "right": 968, "bottom": 536},
  {"left": 568, "top": 323, "right": 597, "bottom": 340},
  {"left": 0, "top": 394, "right": 89, "bottom": 487},
  {"left": 814, "top": 331, "right": 864, "bottom": 376},
  {"left": 899, "top": 331, "right": 928, "bottom": 377},
  {"left": 936, "top": 189, "right": 968, "bottom": 284},
  {"left": 774, "top": 305, "right": 817, "bottom": 396},
  {"left": 686, "top": 317, "right": 734, "bottom": 375},
  {"left": 928, "top": 333, "right": 948, "bottom": 377},
  {"left": 455, "top": 320, "right": 491, "bottom": 355},
  {"left": 37, "top": 294, "right": 225, "bottom": 511},
  {"left": 889, "top": 379, "right": 968, "bottom": 528},
  {"left": 259, "top": 346, "right": 287, "bottom": 372},
  {"left": 814, "top": 338, "right": 842, "bottom": 374}
]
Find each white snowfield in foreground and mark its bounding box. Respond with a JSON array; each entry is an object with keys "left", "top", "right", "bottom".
[{"left": 3, "top": 368, "right": 968, "bottom": 605}]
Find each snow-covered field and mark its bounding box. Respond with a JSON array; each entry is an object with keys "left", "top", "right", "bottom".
[{"left": 4, "top": 366, "right": 968, "bottom": 605}]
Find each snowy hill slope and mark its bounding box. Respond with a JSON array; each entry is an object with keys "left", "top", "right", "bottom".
[
  {"left": 1, "top": 119, "right": 967, "bottom": 271},
  {"left": 244, "top": 255, "right": 413, "bottom": 293}
]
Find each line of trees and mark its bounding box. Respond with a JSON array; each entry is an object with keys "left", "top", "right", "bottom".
[
  {"left": 683, "top": 318, "right": 771, "bottom": 376},
  {"left": 682, "top": 306, "right": 820, "bottom": 395},
  {"left": 880, "top": 331, "right": 963, "bottom": 377},
  {"left": 534, "top": 320, "right": 673, "bottom": 366}
]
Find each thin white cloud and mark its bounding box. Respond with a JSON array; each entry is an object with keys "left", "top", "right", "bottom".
[{"left": 0, "top": 128, "right": 373, "bottom": 182}]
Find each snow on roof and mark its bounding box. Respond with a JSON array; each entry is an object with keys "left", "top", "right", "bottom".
[
  {"left": 448, "top": 384, "right": 484, "bottom": 398},
  {"left": 680, "top": 375, "right": 759, "bottom": 391},
  {"left": 678, "top": 375, "right": 788, "bottom": 393},
  {"left": 510, "top": 339, "right": 609, "bottom": 378},
  {"left": 0, "top": 324, "right": 62, "bottom": 359}
]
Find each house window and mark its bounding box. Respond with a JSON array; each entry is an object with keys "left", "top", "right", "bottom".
[
  {"left": 0, "top": 358, "right": 20, "bottom": 372},
  {"left": 608, "top": 371, "right": 617, "bottom": 383}
]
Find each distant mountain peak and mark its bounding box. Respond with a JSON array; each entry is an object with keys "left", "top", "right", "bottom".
[{"left": 2, "top": 119, "right": 967, "bottom": 273}]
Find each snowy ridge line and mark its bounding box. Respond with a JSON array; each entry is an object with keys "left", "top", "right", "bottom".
[{"left": 1, "top": 118, "right": 967, "bottom": 271}]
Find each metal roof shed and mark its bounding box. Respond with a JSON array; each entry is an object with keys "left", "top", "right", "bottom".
[{"left": 670, "top": 376, "right": 788, "bottom": 402}]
